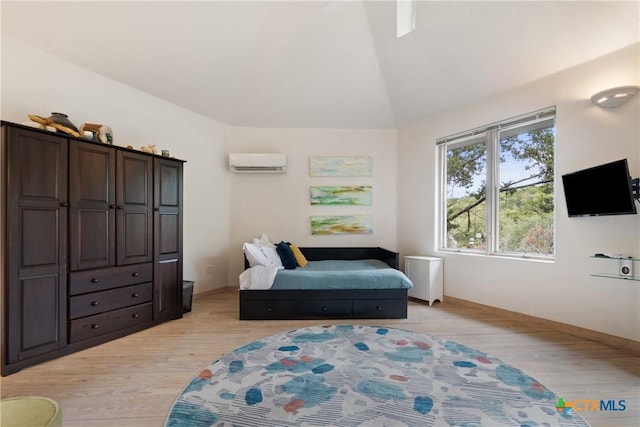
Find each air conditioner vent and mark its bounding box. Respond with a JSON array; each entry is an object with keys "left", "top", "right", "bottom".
[
  {"left": 229, "top": 153, "right": 287, "bottom": 174},
  {"left": 233, "top": 166, "right": 284, "bottom": 172}
]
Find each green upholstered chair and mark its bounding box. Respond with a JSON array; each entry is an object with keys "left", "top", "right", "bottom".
[{"left": 0, "top": 396, "right": 62, "bottom": 427}]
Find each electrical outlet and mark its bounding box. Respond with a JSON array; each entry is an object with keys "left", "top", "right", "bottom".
[{"left": 205, "top": 265, "right": 213, "bottom": 275}]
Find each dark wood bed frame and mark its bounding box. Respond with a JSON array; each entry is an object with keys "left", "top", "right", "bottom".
[{"left": 239, "top": 247, "right": 408, "bottom": 320}]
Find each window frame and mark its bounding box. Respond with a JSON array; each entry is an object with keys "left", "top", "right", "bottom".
[{"left": 437, "top": 107, "right": 556, "bottom": 260}]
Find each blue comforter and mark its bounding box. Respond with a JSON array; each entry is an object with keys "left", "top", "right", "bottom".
[{"left": 271, "top": 259, "right": 413, "bottom": 290}]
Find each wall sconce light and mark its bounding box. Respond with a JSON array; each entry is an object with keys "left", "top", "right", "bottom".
[{"left": 591, "top": 85, "right": 639, "bottom": 108}]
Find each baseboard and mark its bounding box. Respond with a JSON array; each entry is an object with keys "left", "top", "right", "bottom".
[{"left": 445, "top": 296, "right": 640, "bottom": 354}]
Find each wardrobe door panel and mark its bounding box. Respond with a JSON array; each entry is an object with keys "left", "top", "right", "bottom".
[
  {"left": 117, "top": 151, "right": 153, "bottom": 265},
  {"left": 4, "top": 126, "right": 68, "bottom": 367},
  {"left": 153, "top": 158, "right": 183, "bottom": 321},
  {"left": 69, "top": 142, "right": 115, "bottom": 271}
]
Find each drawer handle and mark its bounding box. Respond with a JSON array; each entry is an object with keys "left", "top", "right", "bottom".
[
  {"left": 91, "top": 278, "right": 99, "bottom": 283},
  {"left": 132, "top": 313, "right": 139, "bottom": 319},
  {"left": 267, "top": 307, "right": 273, "bottom": 312},
  {"left": 132, "top": 272, "right": 140, "bottom": 277},
  {"left": 60, "top": 202, "right": 70, "bottom": 207},
  {"left": 376, "top": 306, "right": 382, "bottom": 311},
  {"left": 91, "top": 301, "right": 99, "bottom": 306},
  {"left": 132, "top": 292, "right": 139, "bottom": 298},
  {"left": 91, "top": 324, "right": 100, "bottom": 329},
  {"left": 322, "top": 306, "right": 328, "bottom": 312},
  {"left": 109, "top": 204, "right": 117, "bottom": 209}
]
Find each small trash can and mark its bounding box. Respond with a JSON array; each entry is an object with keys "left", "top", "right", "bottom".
[{"left": 182, "top": 280, "right": 194, "bottom": 313}]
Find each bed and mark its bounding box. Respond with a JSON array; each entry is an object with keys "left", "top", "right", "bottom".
[{"left": 239, "top": 247, "right": 412, "bottom": 320}]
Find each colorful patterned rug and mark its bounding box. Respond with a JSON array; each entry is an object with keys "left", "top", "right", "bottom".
[{"left": 166, "top": 325, "right": 589, "bottom": 426}]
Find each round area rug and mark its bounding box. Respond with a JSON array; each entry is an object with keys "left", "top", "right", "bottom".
[{"left": 166, "top": 324, "right": 589, "bottom": 426}]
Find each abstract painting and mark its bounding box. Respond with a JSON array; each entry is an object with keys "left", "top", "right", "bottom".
[
  {"left": 310, "top": 215, "right": 373, "bottom": 235},
  {"left": 310, "top": 186, "right": 372, "bottom": 206},
  {"left": 310, "top": 156, "right": 372, "bottom": 176}
]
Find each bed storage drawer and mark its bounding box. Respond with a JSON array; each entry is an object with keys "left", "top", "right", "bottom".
[
  {"left": 239, "top": 288, "right": 408, "bottom": 320},
  {"left": 69, "top": 303, "right": 153, "bottom": 343},
  {"left": 299, "top": 300, "right": 352, "bottom": 317},
  {"left": 353, "top": 299, "right": 407, "bottom": 318},
  {"left": 240, "top": 299, "right": 298, "bottom": 320}
]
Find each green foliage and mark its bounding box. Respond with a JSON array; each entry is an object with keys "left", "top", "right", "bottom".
[
  {"left": 499, "top": 185, "right": 554, "bottom": 255},
  {"left": 446, "top": 196, "right": 486, "bottom": 250},
  {"left": 447, "top": 185, "right": 554, "bottom": 254},
  {"left": 501, "top": 128, "right": 554, "bottom": 183},
  {"left": 446, "top": 143, "right": 486, "bottom": 192}
]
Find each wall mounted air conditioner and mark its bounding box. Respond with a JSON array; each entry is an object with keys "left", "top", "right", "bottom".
[{"left": 229, "top": 153, "right": 287, "bottom": 174}]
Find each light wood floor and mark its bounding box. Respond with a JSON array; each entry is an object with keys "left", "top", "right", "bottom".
[{"left": 1, "top": 287, "right": 638, "bottom": 426}]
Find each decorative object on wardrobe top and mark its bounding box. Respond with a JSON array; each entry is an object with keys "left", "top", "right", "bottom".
[
  {"left": 140, "top": 144, "right": 157, "bottom": 154},
  {"left": 26, "top": 113, "right": 81, "bottom": 137},
  {"left": 24, "top": 113, "right": 114, "bottom": 144},
  {"left": 79, "top": 123, "right": 113, "bottom": 144},
  {"left": 590, "top": 85, "right": 639, "bottom": 108}
]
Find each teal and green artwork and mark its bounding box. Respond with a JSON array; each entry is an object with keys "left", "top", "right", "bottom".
[
  {"left": 310, "top": 215, "right": 373, "bottom": 235},
  {"left": 310, "top": 186, "right": 372, "bottom": 206},
  {"left": 310, "top": 156, "right": 372, "bottom": 177}
]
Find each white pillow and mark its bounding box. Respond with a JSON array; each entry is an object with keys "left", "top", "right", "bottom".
[
  {"left": 254, "top": 233, "right": 274, "bottom": 247},
  {"left": 243, "top": 242, "right": 269, "bottom": 267},
  {"left": 260, "top": 246, "right": 283, "bottom": 267}
]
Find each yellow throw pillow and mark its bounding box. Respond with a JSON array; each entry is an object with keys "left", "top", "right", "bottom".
[{"left": 289, "top": 243, "right": 308, "bottom": 267}]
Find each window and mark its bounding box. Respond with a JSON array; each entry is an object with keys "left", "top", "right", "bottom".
[{"left": 438, "top": 107, "right": 555, "bottom": 258}]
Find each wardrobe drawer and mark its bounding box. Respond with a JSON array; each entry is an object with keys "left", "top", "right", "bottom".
[
  {"left": 69, "top": 303, "right": 152, "bottom": 343},
  {"left": 69, "top": 263, "right": 152, "bottom": 295},
  {"left": 299, "top": 299, "right": 352, "bottom": 317},
  {"left": 69, "top": 283, "right": 152, "bottom": 320}
]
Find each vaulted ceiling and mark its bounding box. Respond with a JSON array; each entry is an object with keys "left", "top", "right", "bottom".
[{"left": 2, "top": 1, "right": 638, "bottom": 129}]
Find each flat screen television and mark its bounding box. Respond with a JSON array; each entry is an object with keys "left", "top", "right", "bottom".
[{"left": 561, "top": 159, "right": 637, "bottom": 217}]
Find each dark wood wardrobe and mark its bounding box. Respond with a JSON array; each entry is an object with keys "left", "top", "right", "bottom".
[{"left": 1, "top": 121, "right": 184, "bottom": 375}]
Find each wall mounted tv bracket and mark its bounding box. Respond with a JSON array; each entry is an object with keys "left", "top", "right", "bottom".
[{"left": 632, "top": 177, "right": 640, "bottom": 202}]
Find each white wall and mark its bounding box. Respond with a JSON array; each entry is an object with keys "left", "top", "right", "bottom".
[
  {"left": 397, "top": 43, "right": 640, "bottom": 341},
  {"left": 1, "top": 37, "right": 231, "bottom": 294},
  {"left": 226, "top": 127, "right": 398, "bottom": 283}
]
